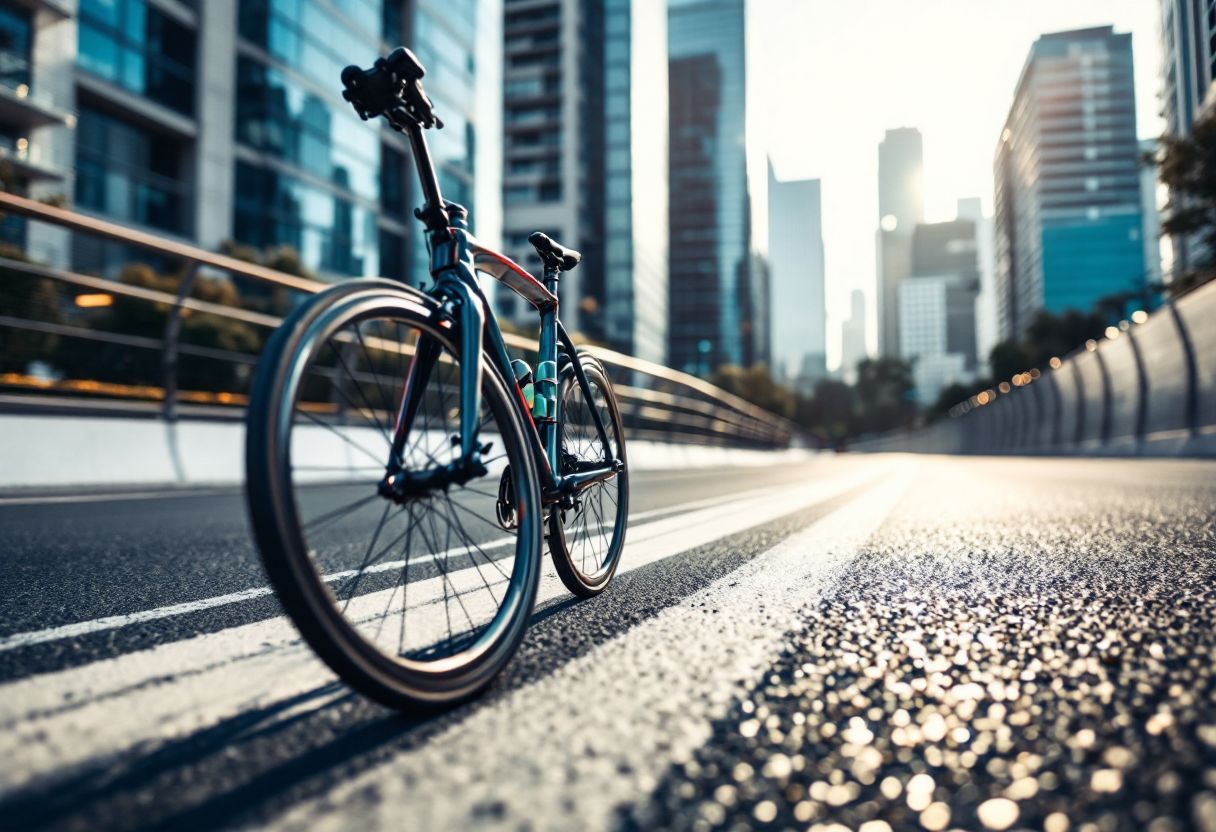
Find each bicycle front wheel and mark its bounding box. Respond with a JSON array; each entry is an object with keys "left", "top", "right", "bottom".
[{"left": 245, "top": 284, "right": 543, "bottom": 710}]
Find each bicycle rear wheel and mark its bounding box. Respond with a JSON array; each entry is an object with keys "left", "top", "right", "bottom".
[
  {"left": 547, "top": 354, "right": 629, "bottom": 597},
  {"left": 245, "top": 284, "right": 542, "bottom": 710}
]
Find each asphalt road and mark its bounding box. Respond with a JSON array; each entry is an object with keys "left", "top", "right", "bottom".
[{"left": 2, "top": 455, "right": 1215, "bottom": 832}]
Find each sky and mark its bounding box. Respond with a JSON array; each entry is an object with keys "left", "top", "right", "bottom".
[{"left": 746, "top": 0, "right": 1165, "bottom": 369}]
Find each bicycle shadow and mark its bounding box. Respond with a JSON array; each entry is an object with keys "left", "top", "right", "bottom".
[{"left": 3, "top": 496, "right": 849, "bottom": 832}]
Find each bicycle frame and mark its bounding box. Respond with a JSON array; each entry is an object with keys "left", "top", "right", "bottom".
[{"left": 385, "top": 120, "right": 617, "bottom": 504}]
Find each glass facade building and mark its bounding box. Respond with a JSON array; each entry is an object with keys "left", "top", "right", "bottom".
[
  {"left": 667, "top": 0, "right": 759, "bottom": 376},
  {"left": 875, "top": 127, "right": 923, "bottom": 359},
  {"left": 766, "top": 161, "right": 825, "bottom": 389},
  {"left": 994, "top": 27, "right": 1145, "bottom": 340},
  {"left": 12, "top": 0, "right": 490, "bottom": 284},
  {"left": 498, "top": 0, "right": 667, "bottom": 363},
  {"left": 1160, "top": 0, "right": 1214, "bottom": 138},
  {"left": 1159, "top": 0, "right": 1214, "bottom": 275}
]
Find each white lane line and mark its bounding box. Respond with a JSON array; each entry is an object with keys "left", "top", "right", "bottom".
[
  {"left": 0, "top": 488, "right": 237, "bottom": 507},
  {"left": 0, "top": 481, "right": 790, "bottom": 654},
  {"left": 262, "top": 461, "right": 920, "bottom": 832},
  {"left": 0, "top": 459, "right": 888, "bottom": 795}
]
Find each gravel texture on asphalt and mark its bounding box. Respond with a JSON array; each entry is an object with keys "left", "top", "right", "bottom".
[{"left": 622, "top": 459, "right": 1216, "bottom": 832}]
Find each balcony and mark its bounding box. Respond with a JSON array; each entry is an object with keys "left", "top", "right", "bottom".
[
  {"left": 0, "top": 138, "right": 65, "bottom": 182},
  {"left": 6, "top": 0, "right": 72, "bottom": 20},
  {"left": 0, "top": 53, "right": 72, "bottom": 129}
]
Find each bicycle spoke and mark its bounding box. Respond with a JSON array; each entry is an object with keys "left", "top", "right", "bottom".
[
  {"left": 298, "top": 405, "right": 393, "bottom": 471},
  {"left": 303, "top": 491, "right": 383, "bottom": 533},
  {"left": 340, "top": 501, "right": 394, "bottom": 614}
]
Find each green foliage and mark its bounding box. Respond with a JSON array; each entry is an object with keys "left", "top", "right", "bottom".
[
  {"left": 854, "top": 357, "right": 916, "bottom": 434},
  {"left": 709, "top": 364, "right": 796, "bottom": 419},
  {"left": 930, "top": 305, "right": 1113, "bottom": 419},
  {"left": 1158, "top": 110, "right": 1216, "bottom": 294},
  {"left": 0, "top": 246, "right": 63, "bottom": 374},
  {"left": 794, "top": 379, "right": 854, "bottom": 444},
  {"left": 710, "top": 357, "right": 916, "bottom": 445}
]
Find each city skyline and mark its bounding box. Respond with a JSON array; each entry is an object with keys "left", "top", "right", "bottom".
[{"left": 751, "top": 0, "right": 1163, "bottom": 371}]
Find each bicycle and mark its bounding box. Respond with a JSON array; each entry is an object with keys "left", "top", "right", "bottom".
[{"left": 244, "top": 48, "right": 629, "bottom": 710}]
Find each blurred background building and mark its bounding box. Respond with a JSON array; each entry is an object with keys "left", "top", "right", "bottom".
[
  {"left": 1158, "top": 0, "right": 1213, "bottom": 277},
  {"left": 993, "top": 26, "right": 1145, "bottom": 341},
  {"left": 4, "top": 0, "right": 498, "bottom": 285},
  {"left": 898, "top": 209, "right": 979, "bottom": 405},
  {"left": 766, "top": 159, "right": 824, "bottom": 393},
  {"left": 498, "top": 0, "right": 668, "bottom": 363},
  {"left": 875, "top": 126, "right": 923, "bottom": 359},
  {"left": 838, "top": 288, "right": 866, "bottom": 385},
  {"left": 667, "top": 0, "right": 764, "bottom": 377}
]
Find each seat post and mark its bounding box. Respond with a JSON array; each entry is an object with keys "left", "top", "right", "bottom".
[{"left": 542, "top": 263, "right": 560, "bottom": 296}]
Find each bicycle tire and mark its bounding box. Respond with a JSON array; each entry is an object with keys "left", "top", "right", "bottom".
[
  {"left": 245, "top": 282, "right": 543, "bottom": 710},
  {"left": 546, "top": 354, "right": 629, "bottom": 597}
]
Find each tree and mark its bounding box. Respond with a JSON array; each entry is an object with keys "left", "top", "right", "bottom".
[
  {"left": 709, "top": 363, "right": 796, "bottom": 419},
  {"left": 1158, "top": 110, "right": 1216, "bottom": 294},
  {"left": 795, "top": 378, "right": 855, "bottom": 444},
  {"left": 853, "top": 357, "right": 915, "bottom": 434}
]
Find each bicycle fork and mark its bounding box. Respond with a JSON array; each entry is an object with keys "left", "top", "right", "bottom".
[{"left": 378, "top": 273, "right": 488, "bottom": 502}]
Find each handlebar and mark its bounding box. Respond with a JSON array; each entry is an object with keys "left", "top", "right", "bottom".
[{"left": 341, "top": 47, "right": 443, "bottom": 130}]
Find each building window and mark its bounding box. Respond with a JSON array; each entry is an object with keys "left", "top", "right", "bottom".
[
  {"left": 508, "top": 157, "right": 559, "bottom": 175},
  {"left": 75, "top": 106, "right": 187, "bottom": 233},
  {"left": 233, "top": 160, "right": 378, "bottom": 278},
  {"left": 235, "top": 57, "right": 379, "bottom": 202},
  {"left": 0, "top": 2, "right": 32, "bottom": 96},
  {"left": 379, "top": 227, "right": 405, "bottom": 281},
  {"left": 380, "top": 144, "right": 406, "bottom": 219},
  {"left": 78, "top": 0, "right": 196, "bottom": 115},
  {"left": 239, "top": 0, "right": 379, "bottom": 96}
]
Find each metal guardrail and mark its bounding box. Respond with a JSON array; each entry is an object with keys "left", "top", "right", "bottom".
[
  {"left": 0, "top": 191, "right": 802, "bottom": 449},
  {"left": 850, "top": 275, "right": 1216, "bottom": 457}
]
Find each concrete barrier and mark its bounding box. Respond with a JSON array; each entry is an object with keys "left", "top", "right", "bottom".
[
  {"left": 850, "top": 278, "right": 1216, "bottom": 458},
  {"left": 0, "top": 415, "right": 819, "bottom": 491}
]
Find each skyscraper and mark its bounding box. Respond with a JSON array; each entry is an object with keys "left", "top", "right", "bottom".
[
  {"left": 994, "top": 27, "right": 1144, "bottom": 341},
  {"left": 958, "top": 197, "right": 998, "bottom": 373},
  {"left": 898, "top": 216, "right": 979, "bottom": 406},
  {"left": 1158, "top": 0, "right": 1213, "bottom": 276},
  {"left": 839, "top": 289, "right": 867, "bottom": 385},
  {"left": 875, "top": 127, "right": 923, "bottom": 359},
  {"left": 7, "top": 0, "right": 496, "bottom": 287},
  {"left": 668, "top": 0, "right": 761, "bottom": 376},
  {"left": 499, "top": 0, "right": 669, "bottom": 363},
  {"left": 1159, "top": 0, "right": 1214, "bottom": 138},
  {"left": 766, "top": 160, "right": 825, "bottom": 388}
]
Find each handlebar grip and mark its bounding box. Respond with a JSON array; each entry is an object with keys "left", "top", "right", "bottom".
[{"left": 382, "top": 46, "right": 425, "bottom": 79}]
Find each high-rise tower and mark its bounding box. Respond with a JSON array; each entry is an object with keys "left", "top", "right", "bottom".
[
  {"left": 766, "top": 160, "right": 825, "bottom": 388},
  {"left": 994, "top": 27, "right": 1144, "bottom": 340},
  {"left": 499, "top": 0, "right": 668, "bottom": 363},
  {"left": 668, "top": 0, "right": 761, "bottom": 376},
  {"left": 875, "top": 127, "right": 923, "bottom": 358}
]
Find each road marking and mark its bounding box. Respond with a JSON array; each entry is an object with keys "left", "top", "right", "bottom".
[
  {"left": 262, "top": 461, "right": 919, "bottom": 832},
  {"left": 0, "top": 482, "right": 791, "bottom": 654},
  {"left": 0, "top": 460, "right": 892, "bottom": 795},
  {"left": 0, "top": 488, "right": 237, "bottom": 507}
]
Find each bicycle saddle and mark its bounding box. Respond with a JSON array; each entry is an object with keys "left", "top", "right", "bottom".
[{"left": 528, "top": 232, "right": 581, "bottom": 272}]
